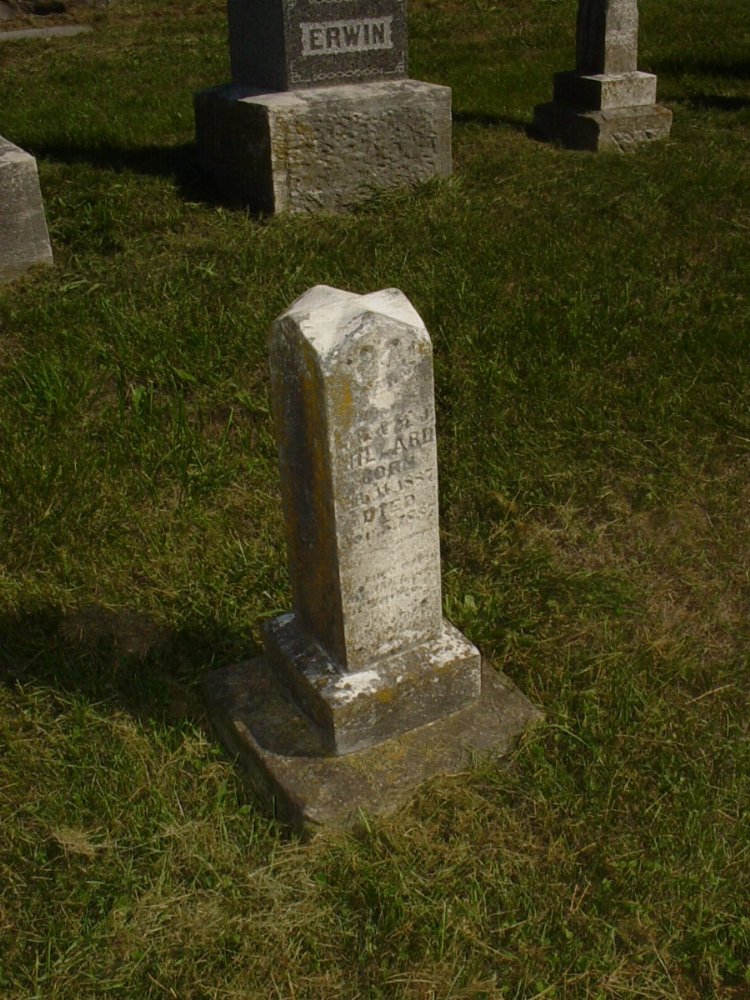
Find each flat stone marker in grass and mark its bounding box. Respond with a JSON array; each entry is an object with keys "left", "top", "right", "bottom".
[
  {"left": 193, "top": 0, "right": 451, "bottom": 212},
  {"left": 533, "top": 0, "right": 672, "bottom": 150},
  {"left": 204, "top": 286, "right": 541, "bottom": 830},
  {"left": 0, "top": 136, "right": 53, "bottom": 285},
  {"left": 0, "top": 24, "right": 92, "bottom": 40}
]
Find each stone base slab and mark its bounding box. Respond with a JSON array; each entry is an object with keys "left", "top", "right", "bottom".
[
  {"left": 0, "top": 136, "right": 53, "bottom": 285},
  {"left": 263, "top": 614, "right": 481, "bottom": 755},
  {"left": 203, "top": 657, "right": 542, "bottom": 831},
  {"left": 553, "top": 70, "right": 657, "bottom": 110},
  {"left": 193, "top": 78, "right": 452, "bottom": 214},
  {"left": 532, "top": 101, "right": 672, "bottom": 151}
]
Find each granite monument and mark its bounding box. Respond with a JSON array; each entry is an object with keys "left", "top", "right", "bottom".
[{"left": 194, "top": 0, "right": 451, "bottom": 212}]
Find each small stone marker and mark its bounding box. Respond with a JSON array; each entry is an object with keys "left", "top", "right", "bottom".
[
  {"left": 204, "top": 286, "right": 541, "bottom": 829},
  {"left": 0, "top": 136, "right": 53, "bottom": 285},
  {"left": 194, "top": 0, "right": 451, "bottom": 212},
  {"left": 533, "top": 0, "right": 671, "bottom": 151}
]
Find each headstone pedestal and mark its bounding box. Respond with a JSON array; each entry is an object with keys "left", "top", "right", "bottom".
[
  {"left": 533, "top": 0, "right": 671, "bottom": 151},
  {"left": 204, "top": 286, "right": 540, "bottom": 829},
  {"left": 194, "top": 0, "right": 451, "bottom": 212}
]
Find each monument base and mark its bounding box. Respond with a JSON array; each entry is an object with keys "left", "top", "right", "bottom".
[
  {"left": 193, "top": 79, "right": 452, "bottom": 214},
  {"left": 263, "top": 614, "right": 481, "bottom": 755},
  {"left": 553, "top": 70, "right": 657, "bottom": 111},
  {"left": 0, "top": 136, "right": 53, "bottom": 285},
  {"left": 532, "top": 101, "right": 672, "bottom": 151},
  {"left": 204, "top": 658, "right": 542, "bottom": 831}
]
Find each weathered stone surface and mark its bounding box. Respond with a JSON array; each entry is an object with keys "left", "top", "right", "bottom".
[
  {"left": 576, "top": 0, "right": 638, "bottom": 75},
  {"left": 553, "top": 68, "right": 656, "bottom": 110},
  {"left": 228, "top": 0, "right": 408, "bottom": 91},
  {"left": 533, "top": 0, "right": 670, "bottom": 150},
  {"left": 204, "top": 657, "right": 542, "bottom": 832},
  {"left": 265, "top": 285, "right": 481, "bottom": 751},
  {"left": 264, "top": 615, "right": 481, "bottom": 754},
  {"left": 270, "top": 286, "right": 442, "bottom": 667},
  {"left": 533, "top": 101, "right": 672, "bottom": 151},
  {"left": 0, "top": 136, "right": 53, "bottom": 285},
  {"left": 202, "top": 285, "right": 540, "bottom": 826},
  {"left": 194, "top": 79, "right": 452, "bottom": 213},
  {"left": 196, "top": 0, "right": 449, "bottom": 212}
]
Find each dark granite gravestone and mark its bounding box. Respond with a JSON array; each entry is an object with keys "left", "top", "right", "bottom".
[
  {"left": 533, "top": 0, "right": 671, "bottom": 151},
  {"left": 228, "top": 0, "right": 408, "bottom": 91},
  {"left": 194, "top": 0, "right": 451, "bottom": 212}
]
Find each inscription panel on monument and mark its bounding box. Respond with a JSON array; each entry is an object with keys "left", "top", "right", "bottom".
[
  {"left": 286, "top": 0, "right": 407, "bottom": 87},
  {"left": 300, "top": 17, "right": 393, "bottom": 57},
  {"left": 269, "top": 287, "right": 445, "bottom": 671},
  {"left": 328, "top": 324, "right": 443, "bottom": 666}
]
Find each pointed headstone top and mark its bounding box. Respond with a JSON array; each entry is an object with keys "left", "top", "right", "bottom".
[{"left": 279, "top": 285, "right": 428, "bottom": 357}]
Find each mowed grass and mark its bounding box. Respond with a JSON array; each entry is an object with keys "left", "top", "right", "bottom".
[{"left": 1, "top": 0, "right": 749, "bottom": 996}]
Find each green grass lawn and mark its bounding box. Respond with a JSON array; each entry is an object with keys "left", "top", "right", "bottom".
[{"left": 1, "top": 0, "right": 749, "bottom": 996}]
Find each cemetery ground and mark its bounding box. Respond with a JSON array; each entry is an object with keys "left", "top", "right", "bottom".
[{"left": 1, "top": 0, "right": 749, "bottom": 996}]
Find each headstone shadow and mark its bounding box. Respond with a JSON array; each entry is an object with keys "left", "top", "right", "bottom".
[
  {"left": 29, "top": 140, "right": 235, "bottom": 209},
  {"left": 653, "top": 57, "right": 750, "bottom": 81},
  {"left": 0, "top": 603, "right": 257, "bottom": 728},
  {"left": 686, "top": 94, "right": 748, "bottom": 112},
  {"left": 653, "top": 57, "right": 750, "bottom": 111},
  {"left": 452, "top": 110, "right": 531, "bottom": 134}
]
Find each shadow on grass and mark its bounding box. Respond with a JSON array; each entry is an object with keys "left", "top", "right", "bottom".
[
  {"left": 686, "top": 94, "right": 749, "bottom": 112},
  {"left": 653, "top": 57, "right": 750, "bottom": 80},
  {"left": 0, "top": 603, "right": 260, "bottom": 727},
  {"left": 453, "top": 109, "right": 532, "bottom": 134},
  {"left": 29, "top": 140, "right": 247, "bottom": 210}
]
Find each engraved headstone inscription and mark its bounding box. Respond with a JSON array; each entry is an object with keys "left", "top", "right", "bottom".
[
  {"left": 533, "top": 0, "right": 671, "bottom": 151},
  {"left": 203, "top": 286, "right": 541, "bottom": 829},
  {"left": 264, "top": 286, "right": 481, "bottom": 754},
  {"left": 194, "top": 0, "right": 450, "bottom": 212},
  {"left": 228, "top": 0, "right": 408, "bottom": 91}
]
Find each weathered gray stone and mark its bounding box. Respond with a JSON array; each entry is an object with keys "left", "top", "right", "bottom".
[
  {"left": 205, "top": 658, "right": 542, "bottom": 831},
  {"left": 203, "top": 286, "right": 540, "bottom": 827},
  {"left": 553, "top": 68, "right": 656, "bottom": 110},
  {"left": 194, "top": 79, "right": 451, "bottom": 214},
  {"left": 0, "top": 136, "right": 53, "bottom": 285},
  {"left": 270, "top": 287, "right": 443, "bottom": 664},
  {"left": 266, "top": 286, "right": 480, "bottom": 750},
  {"left": 228, "top": 0, "right": 408, "bottom": 91},
  {"left": 195, "top": 0, "right": 450, "bottom": 211},
  {"left": 533, "top": 0, "right": 671, "bottom": 151},
  {"left": 533, "top": 101, "right": 672, "bottom": 151},
  {"left": 576, "top": 0, "right": 638, "bottom": 75}
]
